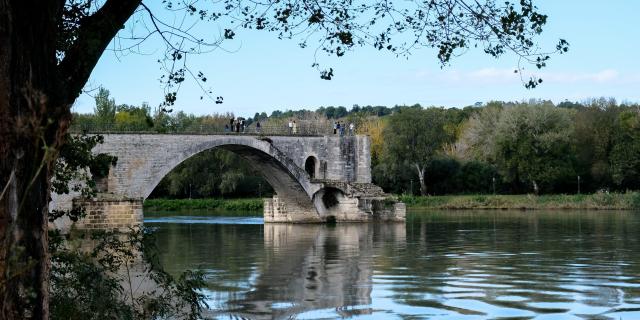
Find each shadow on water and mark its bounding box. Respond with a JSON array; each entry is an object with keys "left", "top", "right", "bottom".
[{"left": 146, "top": 210, "right": 640, "bottom": 319}]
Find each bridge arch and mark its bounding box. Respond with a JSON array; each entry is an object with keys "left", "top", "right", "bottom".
[
  {"left": 94, "top": 134, "right": 323, "bottom": 220},
  {"left": 311, "top": 187, "right": 347, "bottom": 219},
  {"left": 152, "top": 144, "right": 315, "bottom": 210}
]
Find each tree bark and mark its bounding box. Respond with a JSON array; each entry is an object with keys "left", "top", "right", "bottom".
[
  {"left": 415, "top": 163, "right": 427, "bottom": 196},
  {"left": 1, "top": 0, "right": 142, "bottom": 317},
  {"left": 0, "top": 1, "right": 67, "bottom": 318}
]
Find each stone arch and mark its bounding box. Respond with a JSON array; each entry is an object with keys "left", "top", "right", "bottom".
[
  {"left": 304, "top": 156, "right": 318, "bottom": 179},
  {"left": 95, "top": 135, "right": 322, "bottom": 219},
  {"left": 321, "top": 188, "right": 340, "bottom": 208},
  {"left": 312, "top": 187, "right": 348, "bottom": 221}
]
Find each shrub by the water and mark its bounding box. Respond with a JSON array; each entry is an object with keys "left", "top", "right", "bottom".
[
  {"left": 630, "top": 192, "right": 640, "bottom": 210},
  {"left": 399, "top": 192, "right": 640, "bottom": 210},
  {"left": 144, "top": 198, "right": 263, "bottom": 212}
]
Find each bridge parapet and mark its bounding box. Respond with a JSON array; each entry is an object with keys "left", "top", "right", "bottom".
[{"left": 69, "top": 120, "right": 336, "bottom": 137}]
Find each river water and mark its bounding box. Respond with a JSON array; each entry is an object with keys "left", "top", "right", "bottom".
[{"left": 145, "top": 210, "right": 640, "bottom": 319}]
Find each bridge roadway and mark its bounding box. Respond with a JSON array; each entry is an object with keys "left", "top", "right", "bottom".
[{"left": 50, "top": 133, "right": 405, "bottom": 230}]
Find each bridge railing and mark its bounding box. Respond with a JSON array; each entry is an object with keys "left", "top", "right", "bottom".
[{"left": 68, "top": 122, "right": 356, "bottom": 137}]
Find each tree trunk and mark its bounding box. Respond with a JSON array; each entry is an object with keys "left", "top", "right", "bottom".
[
  {"left": 0, "top": 0, "right": 68, "bottom": 318},
  {"left": 1, "top": 0, "right": 154, "bottom": 317},
  {"left": 415, "top": 164, "right": 427, "bottom": 196}
]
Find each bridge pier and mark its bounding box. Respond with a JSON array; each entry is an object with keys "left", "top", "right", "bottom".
[
  {"left": 264, "top": 188, "right": 406, "bottom": 223},
  {"left": 263, "top": 196, "right": 320, "bottom": 223},
  {"left": 71, "top": 195, "right": 143, "bottom": 230}
]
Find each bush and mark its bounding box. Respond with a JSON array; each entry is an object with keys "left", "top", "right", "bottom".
[
  {"left": 627, "top": 192, "right": 640, "bottom": 210},
  {"left": 400, "top": 193, "right": 636, "bottom": 210},
  {"left": 591, "top": 190, "right": 616, "bottom": 207},
  {"left": 49, "top": 228, "right": 206, "bottom": 320},
  {"left": 144, "top": 198, "right": 263, "bottom": 212}
]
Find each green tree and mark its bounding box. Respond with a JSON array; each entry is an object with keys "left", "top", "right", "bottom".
[
  {"left": 455, "top": 103, "right": 503, "bottom": 162},
  {"left": 114, "top": 104, "right": 154, "bottom": 131},
  {"left": 382, "top": 107, "right": 451, "bottom": 195},
  {"left": 0, "top": 0, "right": 566, "bottom": 317},
  {"left": 573, "top": 100, "right": 619, "bottom": 191},
  {"left": 93, "top": 87, "right": 116, "bottom": 127},
  {"left": 493, "top": 104, "right": 576, "bottom": 193},
  {"left": 610, "top": 109, "right": 640, "bottom": 189},
  {"left": 335, "top": 106, "right": 348, "bottom": 118}
]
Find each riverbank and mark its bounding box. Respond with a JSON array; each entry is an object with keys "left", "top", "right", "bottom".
[
  {"left": 399, "top": 193, "right": 640, "bottom": 210},
  {"left": 144, "top": 198, "right": 263, "bottom": 212},
  {"left": 145, "top": 192, "right": 640, "bottom": 213}
]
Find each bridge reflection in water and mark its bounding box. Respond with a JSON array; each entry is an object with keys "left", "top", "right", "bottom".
[
  {"left": 149, "top": 220, "right": 405, "bottom": 319},
  {"left": 230, "top": 223, "right": 406, "bottom": 318}
]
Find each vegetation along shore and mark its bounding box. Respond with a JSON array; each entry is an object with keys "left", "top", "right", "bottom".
[
  {"left": 144, "top": 198, "right": 263, "bottom": 212},
  {"left": 145, "top": 192, "right": 640, "bottom": 213},
  {"left": 399, "top": 193, "right": 640, "bottom": 210}
]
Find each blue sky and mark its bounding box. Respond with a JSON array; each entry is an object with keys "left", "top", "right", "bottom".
[{"left": 73, "top": 1, "right": 640, "bottom": 117}]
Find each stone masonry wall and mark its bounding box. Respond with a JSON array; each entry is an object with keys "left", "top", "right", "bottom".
[
  {"left": 267, "top": 135, "right": 372, "bottom": 183},
  {"left": 72, "top": 196, "right": 143, "bottom": 230},
  {"left": 263, "top": 196, "right": 323, "bottom": 223}
]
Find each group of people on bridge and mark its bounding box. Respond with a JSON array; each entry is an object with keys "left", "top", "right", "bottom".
[
  {"left": 333, "top": 121, "right": 355, "bottom": 136},
  {"left": 222, "top": 117, "right": 356, "bottom": 136},
  {"left": 225, "top": 117, "right": 251, "bottom": 133}
]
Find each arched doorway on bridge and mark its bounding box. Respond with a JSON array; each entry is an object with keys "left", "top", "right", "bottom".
[{"left": 305, "top": 156, "right": 317, "bottom": 179}]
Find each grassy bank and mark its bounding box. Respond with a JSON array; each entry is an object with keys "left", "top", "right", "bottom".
[
  {"left": 144, "top": 198, "right": 263, "bottom": 212},
  {"left": 145, "top": 192, "right": 640, "bottom": 214},
  {"left": 398, "top": 192, "right": 640, "bottom": 210}
]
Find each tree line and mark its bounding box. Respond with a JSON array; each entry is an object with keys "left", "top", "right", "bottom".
[
  {"left": 73, "top": 88, "right": 409, "bottom": 133},
  {"left": 374, "top": 98, "right": 640, "bottom": 195},
  {"left": 73, "top": 91, "right": 640, "bottom": 198}
]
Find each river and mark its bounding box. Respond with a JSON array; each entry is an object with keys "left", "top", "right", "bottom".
[{"left": 145, "top": 210, "right": 640, "bottom": 319}]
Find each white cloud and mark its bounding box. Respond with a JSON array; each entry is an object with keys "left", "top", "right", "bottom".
[
  {"left": 543, "top": 69, "right": 619, "bottom": 83},
  {"left": 467, "top": 68, "right": 517, "bottom": 82},
  {"left": 413, "top": 68, "right": 633, "bottom": 85}
]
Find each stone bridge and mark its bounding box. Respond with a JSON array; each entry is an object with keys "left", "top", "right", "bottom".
[{"left": 52, "top": 134, "right": 405, "bottom": 229}]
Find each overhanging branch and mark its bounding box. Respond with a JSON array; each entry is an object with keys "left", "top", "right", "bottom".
[{"left": 57, "top": 0, "right": 142, "bottom": 106}]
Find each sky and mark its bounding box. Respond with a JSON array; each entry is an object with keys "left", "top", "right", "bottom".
[{"left": 73, "top": 1, "right": 640, "bottom": 117}]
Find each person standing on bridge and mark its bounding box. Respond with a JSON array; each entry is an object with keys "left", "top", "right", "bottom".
[
  {"left": 292, "top": 120, "right": 298, "bottom": 135},
  {"left": 256, "top": 121, "right": 261, "bottom": 133},
  {"left": 288, "top": 120, "right": 293, "bottom": 135},
  {"left": 333, "top": 121, "right": 337, "bottom": 134},
  {"left": 235, "top": 120, "right": 240, "bottom": 133},
  {"left": 349, "top": 122, "right": 355, "bottom": 136}
]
